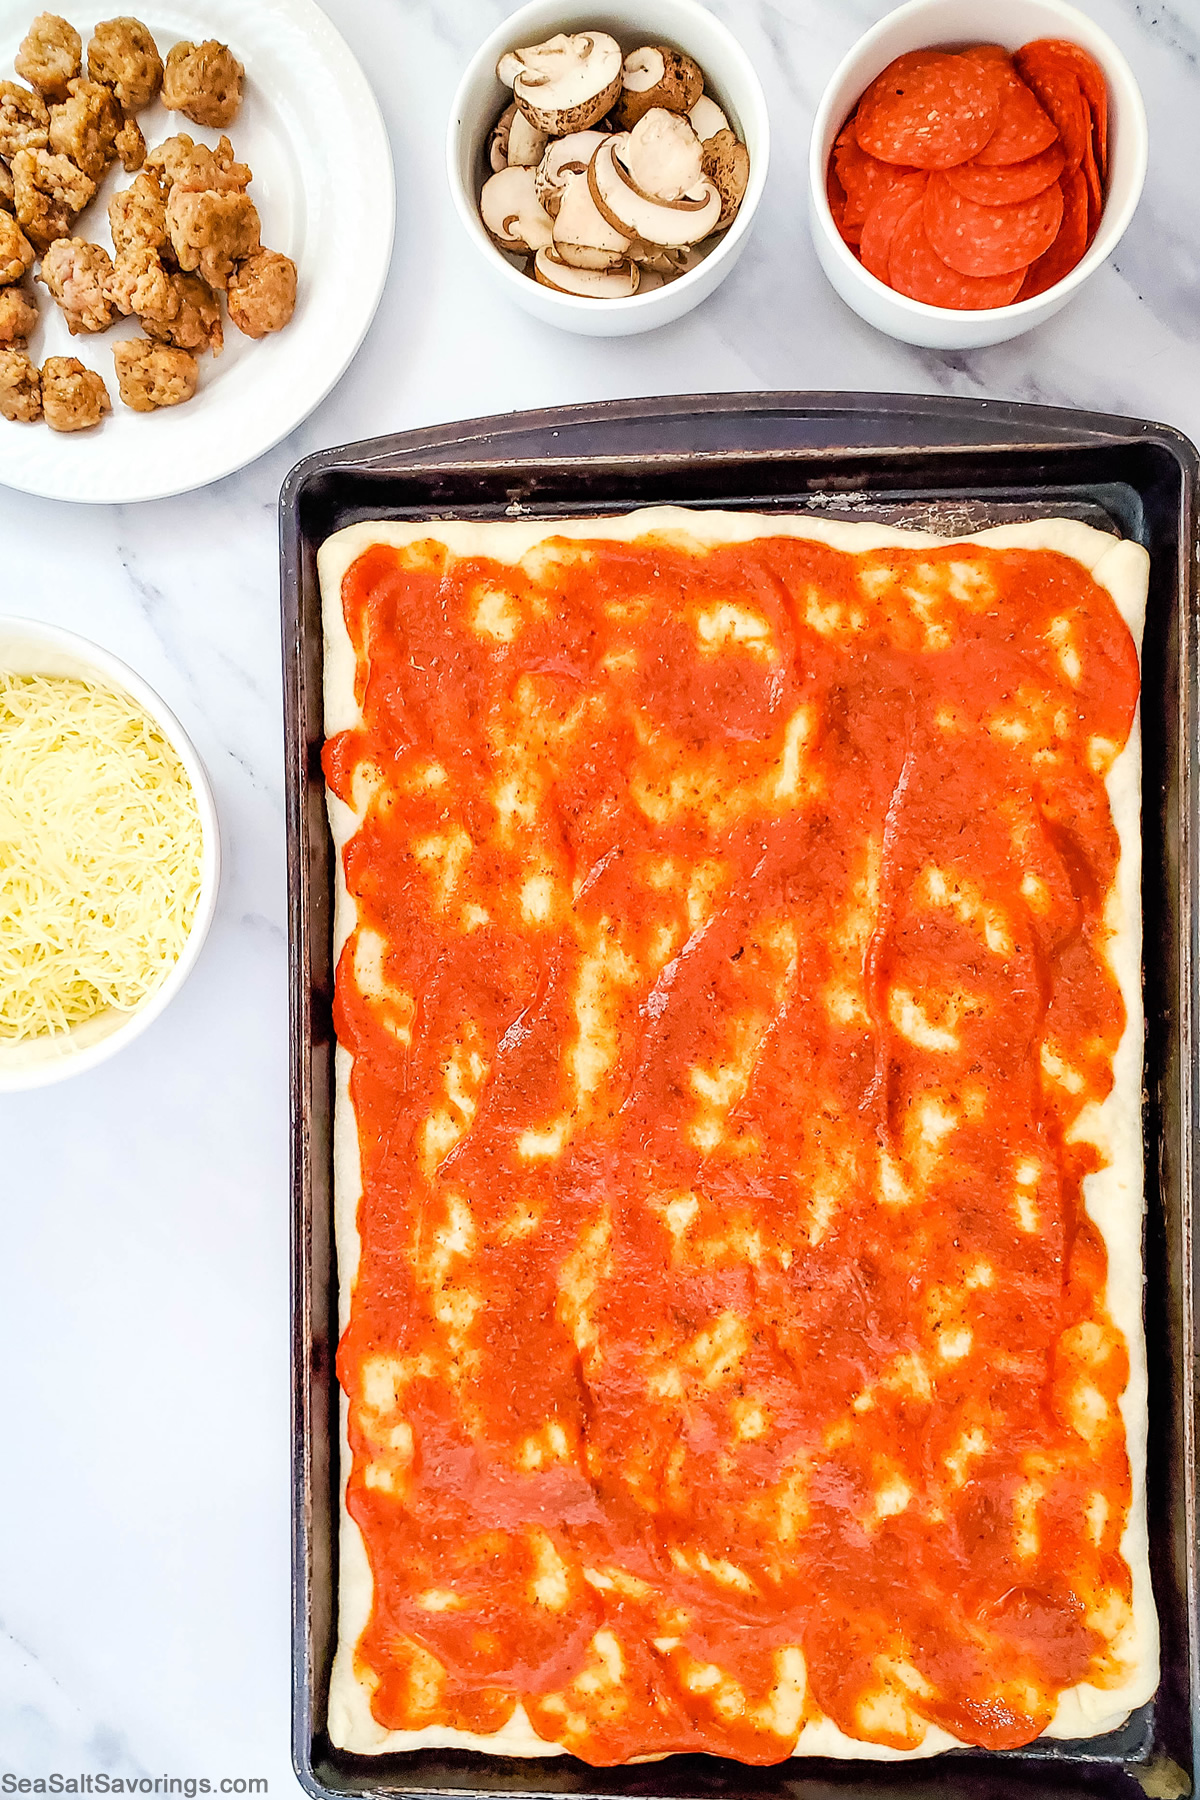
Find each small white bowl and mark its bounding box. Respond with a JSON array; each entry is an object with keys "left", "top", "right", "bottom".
[
  {"left": 447, "top": 0, "right": 770, "bottom": 336},
  {"left": 0, "top": 620, "right": 220, "bottom": 1092},
  {"left": 808, "top": 0, "right": 1148, "bottom": 349}
]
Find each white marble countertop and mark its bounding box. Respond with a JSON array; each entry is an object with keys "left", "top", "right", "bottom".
[{"left": 0, "top": 0, "right": 1194, "bottom": 1785}]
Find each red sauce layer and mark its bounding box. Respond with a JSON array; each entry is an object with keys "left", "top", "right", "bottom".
[{"left": 324, "top": 528, "right": 1141, "bottom": 1765}]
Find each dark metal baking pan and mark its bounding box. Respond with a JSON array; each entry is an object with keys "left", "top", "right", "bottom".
[{"left": 282, "top": 393, "right": 1198, "bottom": 1800}]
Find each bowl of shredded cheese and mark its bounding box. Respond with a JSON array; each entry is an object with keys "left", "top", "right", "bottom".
[{"left": 0, "top": 619, "right": 219, "bottom": 1089}]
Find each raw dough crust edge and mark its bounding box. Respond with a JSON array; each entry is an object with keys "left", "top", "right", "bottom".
[{"left": 318, "top": 506, "right": 1157, "bottom": 1760}]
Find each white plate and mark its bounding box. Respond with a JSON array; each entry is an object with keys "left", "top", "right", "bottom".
[{"left": 0, "top": 0, "right": 394, "bottom": 502}]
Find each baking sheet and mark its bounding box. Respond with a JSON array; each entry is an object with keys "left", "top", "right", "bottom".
[{"left": 281, "top": 393, "right": 1198, "bottom": 1800}]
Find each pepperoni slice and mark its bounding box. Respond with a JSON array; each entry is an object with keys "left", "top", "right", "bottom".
[
  {"left": 855, "top": 52, "right": 1004, "bottom": 169},
  {"left": 1017, "top": 168, "right": 1089, "bottom": 299},
  {"left": 1023, "top": 39, "right": 1108, "bottom": 175},
  {"left": 860, "top": 172, "right": 928, "bottom": 283},
  {"left": 827, "top": 160, "right": 852, "bottom": 243},
  {"left": 923, "top": 170, "right": 1064, "bottom": 277},
  {"left": 974, "top": 62, "right": 1059, "bottom": 166},
  {"left": 888, "top": 197, "right": 1026, "bottom": 308},
  {"left": 1081, "top": 128, "right": 1102, "bottom": 234},
  {"left": 834, "top": 128, "right": 914, "bottom": 238},
  {"left": 947, "top": 142, "right": 1066, "bottom": 206},
  {"left": 1014, "top": 48, "right": 1089, "bottom": 174}
]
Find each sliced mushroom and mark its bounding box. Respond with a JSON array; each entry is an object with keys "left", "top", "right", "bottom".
[
  {"left": 535, "top": 129, "right": 610, "bottom": 217},
  {"left": 588, "top": 132, "right": 720, "bottom": 247},
  {"left": 479, "top": 163, "right": 554, "bottom": 252},
  {"left": 629, "top": 240, "right": 702, "bottom": 279},
  {"left": 533, "top": 244, "right": 638, "bottom": 296},
  {"left": 628, "top": 237, "right": 666, "bottom": 268},
  {"left": 508, "top": 109, "right": 549, "bottom": 167},
  {"left": 552, "top": 170, "right": 630, "bottom": 270},
  {"left": 621, "top": 108, "right": 703, "bottom": 201},
  {"left": 689, "top": 94, "right": 730, "bottom": 142},
  {"left": 488, "top": 100, "right": 516, "bottom": 172},
  {"left": 613, "top": 44, "right": 703, "bottom": 130},
  {"left": 488, "top": 101, "right": 548, "bottom": 172},
  {"left": 497, "top": 32, "right": 621, "bottom": 135},
  {"left": 702, "top": 128, "right": 750, "bottom": 230}
]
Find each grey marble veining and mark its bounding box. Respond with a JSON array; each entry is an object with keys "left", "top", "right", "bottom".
[{"left": 0, "top": 0, "right": 1193, "bottom": 1786}]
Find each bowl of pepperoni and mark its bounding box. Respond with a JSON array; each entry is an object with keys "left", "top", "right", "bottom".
[{"left": 808, "top": 0, "right": 1147, "bottom": 348}]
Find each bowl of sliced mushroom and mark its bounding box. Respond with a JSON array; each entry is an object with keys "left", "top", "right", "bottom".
[{"left": 448, "top": 0, "right": 768, "bottom": 334}]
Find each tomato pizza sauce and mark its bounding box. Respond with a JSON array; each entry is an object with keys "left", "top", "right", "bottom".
[{"left": 323, "top": 528, "right": 1142, "bottom": 1764}]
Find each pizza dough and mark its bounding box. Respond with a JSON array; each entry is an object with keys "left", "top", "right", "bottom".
[{"left": 318, "top": 507, "right": 1156, "bottom": 1761}]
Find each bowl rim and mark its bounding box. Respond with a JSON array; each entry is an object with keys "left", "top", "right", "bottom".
[
  {"left": 807, "top": 0, "right": 1149, "bottom": 322},
  {"left": 446, "top": 0, "right": 771, "bottom": 317},
  {"left": 0, "top": 616, "right": 221, "bottom": 1092}
]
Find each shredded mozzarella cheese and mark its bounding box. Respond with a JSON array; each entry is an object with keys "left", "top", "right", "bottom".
[{"left": 0, "top": 673, "right": 204, "bottom": 1041}]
